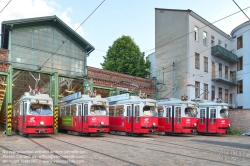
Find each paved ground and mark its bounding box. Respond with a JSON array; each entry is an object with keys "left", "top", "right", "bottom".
[{"left": 0, "top": 131, "right": 249, "bottom": 166}]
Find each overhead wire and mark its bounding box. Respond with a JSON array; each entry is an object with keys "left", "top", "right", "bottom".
[{"left": 0, "top": 0, "right": 12, "bottom": 14}]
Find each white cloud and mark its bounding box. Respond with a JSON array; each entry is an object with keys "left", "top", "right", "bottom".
[{"left": 0, "top": 0, "right": 84, "bottom": 36}]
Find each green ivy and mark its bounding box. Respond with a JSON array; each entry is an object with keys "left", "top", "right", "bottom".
[{"left": 228, "top": 129, "right": 241, "bottom": 135}]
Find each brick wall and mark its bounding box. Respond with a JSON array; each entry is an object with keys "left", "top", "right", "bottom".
[
  {"left": 87, "top": 66, "right": 155, "bottom": 98},
  {"left": 229, "top": 109, "right": 250, "bottom": 133},
  {"left": 0, "top": 49, "right": 9, "bottom": 72}
]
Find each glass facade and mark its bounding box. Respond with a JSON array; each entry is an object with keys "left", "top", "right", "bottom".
[{"left": 10, "top": 25, "right": 86, "bottom": 76}]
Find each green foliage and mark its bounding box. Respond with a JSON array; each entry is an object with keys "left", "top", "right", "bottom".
[
  {"left": 101, "top": 35, "right": 150, "bottom": 78},
  {"left": 228, "top": 129, "right": 241, "bottom": 135}
]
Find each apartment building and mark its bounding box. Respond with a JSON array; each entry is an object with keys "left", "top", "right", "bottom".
[{"left": 152, "top": 8, "right": 239, "bottom": 107}]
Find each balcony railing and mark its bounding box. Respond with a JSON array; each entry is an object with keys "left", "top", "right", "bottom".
[
  {"left": 212, "top": 71, "right": 236, "bottom": 85},
  {"left": 211, "top": 45, "right": 238, "bottom": 63}
]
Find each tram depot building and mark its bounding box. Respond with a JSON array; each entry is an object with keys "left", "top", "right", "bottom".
[
  {"left": 0, "top": 10, "right": 249, "bottom": 135},
  {"left": 0, "top": 16, "right": 154, "bottom": 136}
]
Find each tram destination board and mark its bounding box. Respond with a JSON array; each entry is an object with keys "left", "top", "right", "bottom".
[{"left": 106, "top": 93, "right": 129, "bottom": 102}]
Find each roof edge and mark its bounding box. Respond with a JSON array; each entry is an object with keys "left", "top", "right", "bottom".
[{"left": 231, "top": 21, "right": 250, "bottom": 37}]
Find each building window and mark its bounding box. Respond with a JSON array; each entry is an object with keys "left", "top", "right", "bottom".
[
  {"left": 211, "top": 35, "right": 215, "bottom": 46},
  {"left": 195, "top": 81, "right": 200, "bottom": 98},
  {"left": 219, "top": 63, "right": 222, "bottom": 78},
  {"left": 225, "top": 89, "right": 228, "bottom": 103},
  {"left": 237, "top": 36, "right": 243, "bottom": 50},
  {"left": 225, "top": 66, "right": 228, "bottom": 80},
  {"left": 195, "top": 53, "right": 200, "bottom": 69},
  {"left": 237, "top": 80, "right": 243, "bottom": 94},
  {"left": 237, "top": 57, "right": 243, "bottom": 71},
  {"left": 194, "top": 26, "right": 199, "bottom": 41},
  {"left": 204, "top": 83, "right": 208, "bottom": 100},
  {"left": 203, "top": 31, "right": 207, "bottom": 46},
  {"left": 204, "top": 56, "right": 208, "bottom": 72},
  {"left": 218, "top": 40, "right": 221, "bottom": 45},
  {"left": 225, "top": 43, "right": 227, "bottom": 49},
  {"left": 219, "top": 87, "right": 222, "bottom": 99},
  {"left": 211, "top": 86, "right": 215, "bottom": 101}
]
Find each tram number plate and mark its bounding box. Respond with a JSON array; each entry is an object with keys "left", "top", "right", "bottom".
[{"left": 39, "top": 130, "right": 45, "bottom": 133}]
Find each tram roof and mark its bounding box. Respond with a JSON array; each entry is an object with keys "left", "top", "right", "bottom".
[
  {"left": 1, "top": 15, "right": 95, "bottom": 54},
  {"left": 60, "top": 94, "right": 108, "bottom": 104},
  {"left": 157, "top": 99, "right": 196, "bottom": 106},
  {"left": 20, "top": 92, "right": 52, "bottom": 101},
  {"left": 109, "top": 96, "right": 157, "bottom": 105},
  {"left": 197, "top": 101, "right": 229, "bottom": 107}
]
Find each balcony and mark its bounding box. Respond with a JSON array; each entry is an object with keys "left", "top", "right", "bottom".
[
  {"left": 211, "top": 71, "right": 237, "bottom": 85},
  {"left": 211, "top": 45, "right": 238, "bottom": 63}
]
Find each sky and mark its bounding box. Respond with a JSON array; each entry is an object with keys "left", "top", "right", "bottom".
[{"left": 0, "top": 0, "right": 249, "bottom": 69}]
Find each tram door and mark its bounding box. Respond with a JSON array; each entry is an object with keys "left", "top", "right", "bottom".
[
  {"left": 165, "top": 106, "right": 172, "bottom": 132},
  {"left": 174, "top": 106, "right": 182, "bottom": 133},
  {"left": 207, "top": 108, "right": 217, "bottom": 133},
  {"left": 82, "top": 104, "right": 88, "bottom": 132},
  {"left": 125, "top": 105, "right": 132, "bottom": 132},
  {"left": 77, "top": 104, "right": 82, "bottom": 132},
  {"left": 198, "top": 108, "right": 206, "bottom": 132},
  {"left": 20, "top": 102, "right": 27, "bottom": 133}
]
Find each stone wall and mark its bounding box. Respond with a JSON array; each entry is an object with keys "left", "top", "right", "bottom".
[{"left": 229, "top": 109, "right": 250, "bottom": 133}]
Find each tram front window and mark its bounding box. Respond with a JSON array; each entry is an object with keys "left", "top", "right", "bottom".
[
  {"left": 90, "top": 105, "right": 108, "bottom": 115},
  {"left": 29, "top": 104, "right": 52, "bottom": 115},
  {"left": 143, "top": 106, "right": 158, "bottom": 116},
  {"left": 184, "top": 107, "right": 197, "bottom": 117},
  {"left": 220, "top": 109, "right": 228, "bottom": 118}
]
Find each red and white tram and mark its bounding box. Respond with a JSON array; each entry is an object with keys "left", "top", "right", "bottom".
[
  {"left": 58, "top": 92, "right": 109, "bottom": 135},
  {"left": 196, "top": 100, "right": 230, "bottom": 134},
  {"left": 108, "top": 94, "right": 158, "bottom": 136},
  {"left": 157, "top": 97, "right": 197, "bottom": 134},
  {"left": 12, "top": 92, "right": 54, "bottom": 136}
]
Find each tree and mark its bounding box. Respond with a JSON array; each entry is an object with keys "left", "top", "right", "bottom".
[{"left": 101, "top": 35, "right": 150, "bottom": 78}]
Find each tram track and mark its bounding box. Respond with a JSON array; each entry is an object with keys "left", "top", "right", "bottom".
[
  {"left": 28, "top": 137, "right": 78, "bottom": 166},
  {"left": 92, "top": 136, "right": 244, "bottom": 166},
  {"left": 48, "top": 136, "right": 141, "bottom": 166}
]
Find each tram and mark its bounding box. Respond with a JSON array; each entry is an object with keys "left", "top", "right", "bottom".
[
  {"left": 196, "top": 99, "right": 230, "bottom": 134},
  {"left": 108, "top": 93, "right": 158, "bottom": 136},
  {"left": 58, "top": 92, "right": 109, "bottom": 135},
  {"left": 157, "top": 96, "right": 197, "bottom": 134},
  {"left": 12, "top": 91, "right": 54, "bottom": 136}
]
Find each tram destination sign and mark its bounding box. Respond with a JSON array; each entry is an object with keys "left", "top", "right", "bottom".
[
  {"left": 106, "top": 93, "right": 129, "bottom": 102},
  {"left": 60, "top": 92, "right": 81, "bottom": 102}
]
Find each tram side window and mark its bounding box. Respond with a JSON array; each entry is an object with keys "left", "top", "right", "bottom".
[
  {"left": 158, "top": 106, "right": 164, "bottom": 117},
  {"left": 109, "top": 106, "right": 115, "bottom": 116},
  {"left": 200, "top": 109, "right": 205, "bottom": 124},
  {"left": 78, "top": 104, "right": 82, "bottom": 122},
  {"left": 71, "top": 104, "right": 76, "bottom": 116},
  {"left": 60, "top": 106, "right": 65, "bottom": 116},
  {"left": 65, "top": 105, "right": 71, "bottom": 116},
  {"left": 210, "top": 109, "right": 216, "bottom": 124},
  {"left": 176, "top": 107, "right": 181, "bottom": 124},
  {"left": 116, "top": 105, "right": 124, "bottom": 116},
  {"left": 24, "top": 103, "right": 27, "bottom": 116},
  {"left": 135, "top": 105, "right": 139, "bottom": 123},
  {"left": 166, "top": 107, "right": 171, "bottom": 123},
  {"left": 127, "top": 106, "right": 131, "bottom": 122}
]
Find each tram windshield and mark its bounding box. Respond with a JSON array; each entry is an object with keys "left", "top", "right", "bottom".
[
  {"left": 90, "top": 105, "right": 108, "bottom": 115},
  {"left": 29, "top": 104, "right": 52, "bottom": 115},
  {"left": 220, "top": 109, "right": 228, "bottom": 118},
  {"left": 184, "top": 107, "right": 197, "bottom": 117},
  {"left": 143, "top": 106, "right": 158, "bottom": 116}
]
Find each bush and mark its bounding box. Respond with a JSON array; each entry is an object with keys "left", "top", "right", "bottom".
[{"left": 228, "top": 129, "right": 241, "bottom": 135}]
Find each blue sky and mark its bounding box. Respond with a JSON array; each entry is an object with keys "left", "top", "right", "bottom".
[{"left": 0, "top": 0, "right": 249, "bottom": 69}]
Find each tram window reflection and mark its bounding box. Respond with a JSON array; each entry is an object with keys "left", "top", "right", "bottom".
[
  {"left": 184, "top": 107, "right": 197, "bottom": 117},
  {"left": 109, "top": 106, "right": 115, "bottom": 116},
  {"left": 220, "top": 109, "right": 228, "bottom": 118},
  {"left": 143, "top": 106, "right": 158, "bottom": 116},
  {"left": 210, "top": 109, "right": 216, "bottom": 124},
  {"left": 29, "top": 104, "right": 52, "bottom": 115},
  {"left": 200, "top": 109, "right": 205, "bottom": 124},
  {"left": 176, "top": 107, "right": 181, "bottom": 124},
  {"left": 90, "top": 105, "right": 108, "bottom": 115}
]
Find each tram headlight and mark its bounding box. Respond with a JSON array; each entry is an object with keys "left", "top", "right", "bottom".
[
  {"left": 228, "top": 124, "right": 230, "bottom": 127},
  {"left": 152, "top": 122, "right": 156, "bottom": 126},
  {"left": 40, "top": 121, "right": 44, "bottom": 126},
  {"left": 194, "top": 123, "right": 196, "bottom": 126},
  {"left": 100, "top": 121, "right": 104, "bottom": 126}
]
